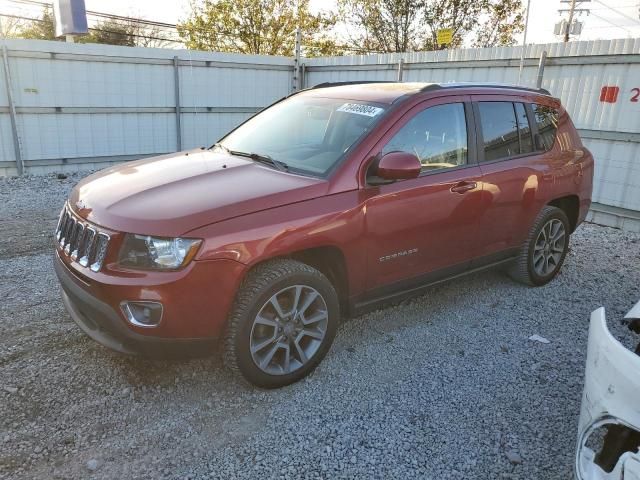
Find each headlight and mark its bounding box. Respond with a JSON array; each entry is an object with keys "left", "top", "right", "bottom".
[{"left": 118, "top": 234, "right": 202, "bottom": 270}]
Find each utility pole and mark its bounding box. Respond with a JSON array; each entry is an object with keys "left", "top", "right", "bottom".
[
  {"left": 556, "top": 0, "right": 589, "bottom": 42},
  {"left": 518, "top": 0, "right": 532, "bottom": 84},
  {"left": 564, "top": 0, "right": 577, "bottom": 41}
]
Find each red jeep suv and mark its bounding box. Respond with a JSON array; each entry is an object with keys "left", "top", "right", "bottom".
[{"left": 54, "top": 82, "right": 594, "bottom": 387}]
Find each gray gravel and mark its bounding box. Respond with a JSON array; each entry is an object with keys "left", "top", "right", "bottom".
[{"left": 1, "top": 172, "right": 639, "bottom": 480}]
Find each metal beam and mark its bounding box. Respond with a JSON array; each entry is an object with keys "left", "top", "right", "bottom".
[
  {"left": 536, "top": 51, "right": 547, "bottom": 89},
  {"left": 1, "top": 44, "right": 23, "bottom": 175},
  {"left": 5, "top": 49, "right": 293, "bottom": 70},
  {"left": 0, "top": 106, "right": 263, "bottom": 114},
  {"left": 578, "top": 129, "right": 640, "bottom": 143},
  {"left": 0, "top": 153, "right": 163, "bottom": 169},
  {"left": 173, "top": 56, "right": 182, "bottom": 151},
  {"left": 305, "top": 54, "right": 640, "bottom": 72}
]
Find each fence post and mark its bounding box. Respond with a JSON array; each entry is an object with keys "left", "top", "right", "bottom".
[
  {"left": 300, "top": 63, "right": 306, "bottom": 90},
  {"left": 397, "top": 58, "right": 404, "bottom": 82},
  {"left": 536, "top": 51, "right": 547, "bottom": 89},
  {"left": 1, "top": 44, "right": 23, "bottom": 175},
  {"left": 292, "top": 28, "right": 302, "bottom": 92},
  {"left": 173, "top": 55, "right": 182, "bottom": 151}
]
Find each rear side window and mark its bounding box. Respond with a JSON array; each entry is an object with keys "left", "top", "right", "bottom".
[
  {"left": 478, "top": 101, "right": 539, "bottom": 162},
  {"left": 533, "top": 103, "right": 559, "bottom": 151},
  {"left": 514, "top": 103, "right": 534, "bottom": 154},
  {"left": 477, "top": 102, "right": 520, "bottom": 162}
]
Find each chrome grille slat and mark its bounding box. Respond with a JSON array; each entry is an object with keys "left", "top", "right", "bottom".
[
  {"left": 79, "top": 227, "right": 96, "bottom": 267},
  {"left": 63, "top": 217, "right": 76, "bottom": 254},
  {"left": 58, "top": 211, "right": 70, "bottom": 245},
  {"left": 91, "top": 234, "right": 109, "bottom": 272},
  {"left": 55, "top": 210, "right": 65, "bottom": 241},
  {"left": 55, "top": 206, "right": 110, "bottom": 272},
  {"left": 70, "top": 223, "right": 84, "bottom": 259}
]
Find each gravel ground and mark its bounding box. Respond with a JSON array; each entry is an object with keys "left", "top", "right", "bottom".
[{"left": 1, "top": 173, "right": 639, "bottom": 480}]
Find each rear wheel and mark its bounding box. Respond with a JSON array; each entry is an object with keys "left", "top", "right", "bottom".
[
  {"left": 509, "top": 206, "right": 570, "bottom": 286},
  {"left": 223, "top": 259, "right": 339, "bottom": 388}
]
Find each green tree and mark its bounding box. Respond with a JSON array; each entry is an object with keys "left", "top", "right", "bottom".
[
  {"left": 473, "top": 0, "right": 524, "bottom": 48},
  {"left": 338, "top": 0, "right": 524, "bottom": 53},
  {"left": 0, "top": 15, "right": 28, "bottom": 38},
  {"left": 177, "top": 0, "right": 339, "bottom": 56},
  {"left": 338, "top": 0, "right": 424, "bottom": 53},
  {"left": 79, "top": 20, "right": 136, "bottom": 47},
  {"left": 18, "top": 7, "right": 57, "bottom": 41}
]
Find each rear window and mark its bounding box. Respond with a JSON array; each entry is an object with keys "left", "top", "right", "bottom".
[{"left": 533, "top": 104, "right": 559, "bottom": 151}]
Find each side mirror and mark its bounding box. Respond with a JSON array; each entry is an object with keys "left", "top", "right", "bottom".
[{"left": 376, "top": 151, "right": 421, "bottom": 181}]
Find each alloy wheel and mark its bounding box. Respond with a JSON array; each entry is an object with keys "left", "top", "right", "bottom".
[
  {"left": 249, "top": 285, "right": 328, "bottom": 375},
  {"left": 532, "top": 218, "right": 566, "bottom": 277}
]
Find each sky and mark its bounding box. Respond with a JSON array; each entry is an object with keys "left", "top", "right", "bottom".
[{"left": 1, "top": 0, "right": 639, "bottom": 48}]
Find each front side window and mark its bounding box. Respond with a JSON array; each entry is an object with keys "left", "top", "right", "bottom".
[
  {"left": 382, "top": 103, "right": 468, "bottom": 173},
  {"left": 219, "top": 96, "right": 387, "bottom": 176},
  {"left": 533, "top": 103, "right": 559, "bottom": 151},
  {"left": 478, "top": 101, "right": 520, "bottom": 162}
]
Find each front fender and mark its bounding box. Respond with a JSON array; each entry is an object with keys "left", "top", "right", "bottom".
[{"left": 187, "top": 190, "right": 370, "bottom": 297}]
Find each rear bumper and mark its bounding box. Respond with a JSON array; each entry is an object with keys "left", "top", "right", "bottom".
[{"left": 54, "top": 252, "right": 242, "bottom": 356}]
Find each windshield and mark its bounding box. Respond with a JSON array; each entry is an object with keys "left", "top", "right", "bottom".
[{"left": 217, "top": 95, "right": 388, "bottom": 176}]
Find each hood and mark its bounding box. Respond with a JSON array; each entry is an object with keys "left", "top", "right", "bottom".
[{"left": 69, "top": 149, "right": 328, "bottom": 237}]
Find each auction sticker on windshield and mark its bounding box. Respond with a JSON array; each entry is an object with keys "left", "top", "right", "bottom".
[{"left": 337, "top": 103, "right": 384, "bottom": 117}]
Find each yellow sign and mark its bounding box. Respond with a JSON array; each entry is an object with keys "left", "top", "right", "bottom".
[{"left": 436, "top": 28, "right": 453, "bottom": 45}]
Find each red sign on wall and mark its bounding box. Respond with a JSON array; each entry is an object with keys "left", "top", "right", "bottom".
[{"left": 600, "top": 86, "right": 620, "bottom": 103}]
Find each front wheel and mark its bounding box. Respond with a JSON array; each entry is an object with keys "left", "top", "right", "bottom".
[
  {"left": 509, "top": 206, "right": 571, "bottom": 286},
  {"left": 223, "top": 259, "right": 339, "bottom": 388}
]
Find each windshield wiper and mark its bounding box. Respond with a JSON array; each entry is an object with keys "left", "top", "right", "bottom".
[
  {"left": 212, "top": 143, "right": 288, "bottom": 172},
  {"left": 232, "top": 151, "right": 289, "bottom": 172}
]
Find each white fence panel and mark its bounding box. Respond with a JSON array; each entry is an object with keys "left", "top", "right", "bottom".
[
  {"left": 0, "top": 39, "right": 293, "bottom": 174},
  {"left": 1, "top": 38, "right": 639, "bottom": 217}
]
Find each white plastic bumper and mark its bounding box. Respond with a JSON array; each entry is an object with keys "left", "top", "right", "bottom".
[{"left": 575, "top": 301, "right": 640, "bottom": 480}]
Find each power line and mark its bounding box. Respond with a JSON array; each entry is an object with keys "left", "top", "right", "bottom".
[
  {"left": 588, "top": 10, "right": 637, "bottom": 35},
  {"left": 6, "top": 0, "right": 181, "bottom": 29},
  {"left": 592, "top": 0, "right": 640, "bottom": 25},
  {"left": 0, "top": 13, "right": 182, "bottom": 43}
]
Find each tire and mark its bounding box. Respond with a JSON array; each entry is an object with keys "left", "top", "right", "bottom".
[
  {"left": 509, "top": 206, "right": 571, "bottom": 286},
  {"left": 223, "top": 259, "right": 339, "bottom": 388}
]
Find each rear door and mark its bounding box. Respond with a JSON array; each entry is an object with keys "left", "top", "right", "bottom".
[
  {"left": 362, "top": 96, "right": 483, "bottom": 292},
  {"left": 470, "top": 96, "right": 551, "bottom": 264}
]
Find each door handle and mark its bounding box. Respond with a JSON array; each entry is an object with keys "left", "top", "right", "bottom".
[{"left": 450, "top": 181, "right": 477, "bottom": 194}]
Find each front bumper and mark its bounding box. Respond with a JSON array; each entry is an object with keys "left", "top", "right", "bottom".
[
  {"left": 54, "top": 251, "right": 246, "bottom": 355},
  {"left": 575, "top": 302, "right": 640, "bottom": 479}
]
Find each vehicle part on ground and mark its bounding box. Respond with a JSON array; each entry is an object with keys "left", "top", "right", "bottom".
[
  {"left": 576, "top": 300, "right": 640, "bottom": 480},
  {"left": 223, "top": 259, "right": 339, "bottom": 388}
]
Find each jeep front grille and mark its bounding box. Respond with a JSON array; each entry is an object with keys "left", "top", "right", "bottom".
[{"left": 55, "top": 206, "right": 110, "bottom": 272}]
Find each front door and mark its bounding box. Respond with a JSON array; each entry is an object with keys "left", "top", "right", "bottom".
[{"left": 362, "top": 97, "right": 483, "bottom": 293}]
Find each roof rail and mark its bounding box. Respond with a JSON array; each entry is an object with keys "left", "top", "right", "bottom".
[
  {"left": 423, "top": 82, "right": 551, "bottom": 96},
  {"left": 311, "top": 81, "right": 395, "bottom": 89}
]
